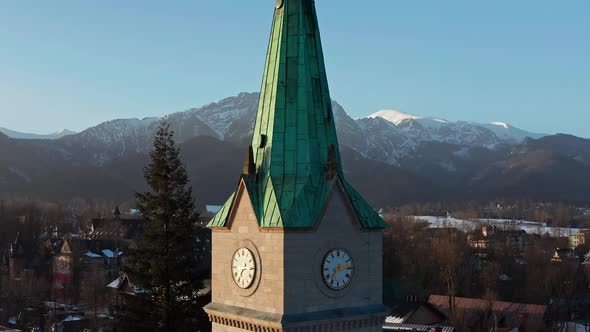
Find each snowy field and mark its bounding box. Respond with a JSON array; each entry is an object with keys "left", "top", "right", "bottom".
[{"left": 410, "top": 216, "right": 588, "bottom": 237}]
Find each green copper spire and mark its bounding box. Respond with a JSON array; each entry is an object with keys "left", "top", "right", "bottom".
[{"left": 209, "top": 0, "right": 386, "bottom": 229}]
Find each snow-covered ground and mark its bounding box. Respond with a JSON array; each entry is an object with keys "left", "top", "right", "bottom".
[{"left": 410, "top": 216, "right": 588, "bottom": 237}]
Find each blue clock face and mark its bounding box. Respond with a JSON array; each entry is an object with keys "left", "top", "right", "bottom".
[{"left": 322, "top": 249, "right": 354, "bottom": 290}]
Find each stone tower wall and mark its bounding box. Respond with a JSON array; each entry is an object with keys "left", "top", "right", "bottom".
[
  {"left": 210, "top": 187, "right": 286, "bottom": 315},
  {"left": 283, "top": 186, "right": 383, "bottom": 315}
]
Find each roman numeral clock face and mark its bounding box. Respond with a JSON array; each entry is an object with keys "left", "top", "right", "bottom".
[
  {"left": 322, "top": 249, "right": 354, "bottom": 290},
  {"left": 232, "top": 248, "right": 256, "bottom": 289}
]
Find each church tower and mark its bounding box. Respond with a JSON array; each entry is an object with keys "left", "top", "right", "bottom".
[{"left": 205, "top": 1, "right": 389, "bottom": 331}]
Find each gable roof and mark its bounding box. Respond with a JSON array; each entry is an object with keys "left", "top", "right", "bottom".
[
  {"left": 107, "top": 273, "right": 137, "bottom": 295},
  {"left": 209, "top": 176, "right": 386, "bottom": 229},
  {"left": 208, "top": 0, "right": 386, "bottom": 230},
  {"left": 428, "top": 295, "right": 547, "bottom": 329},
  {"left": 10, "top": 233, "right": 26, "bottom": 258},
  {"left": 89, "top": 217, "right": 144, "bottom": 240},
  {"left": 45, "top": 239, "right": 64, "bottom": 255},
  {"left": 383, "top": 323, "right": 454, "bottom": 332},
  {"left": 59, "top": 240, "right": 72, "bottom": 255},
  {"left": 428, "top": 295, "right": 547, "bottom": 316}
]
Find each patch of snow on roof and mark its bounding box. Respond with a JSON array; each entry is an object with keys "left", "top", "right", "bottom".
[
  {"left": 385, "top": 316, "right": 406, "bottom": 324},
  {"left": 85, "top": 252, "right": 102, "bottom": 258},
  {"left": 197, "top": 279, "right": 211, "bottom": 296},
  {"left": 62, "top": 315, "right": 82, "bottom": 322},
  {"left": 383, "top": 322, "right": 455, "bottom": 332},
  {"left": 107, "top": 276, "right": 123, "bottom": 289}
]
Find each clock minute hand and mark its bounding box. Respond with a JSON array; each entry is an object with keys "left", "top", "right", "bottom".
[
  {"left": 332, "top": 264, "right": 352, "bottom": 280},
  {"left": 238, "top": 266, "right": 247, "bottom": 279},
  {"left": 332, "top": 264, "right": 344, "bottom": 280}
]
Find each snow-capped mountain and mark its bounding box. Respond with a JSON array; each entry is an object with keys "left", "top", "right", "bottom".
[
  {"left": 62, "top": 118, "right": 159, "bottom": 165},
  {"left": 480, "top": 121, "right": 546, "bottom": 143},
  {"left": 345, "top": 109, "right": 543, "bottom": 165},
  {"left": 0, "top": 127, "right": 76, "bottom": 140},
  {"left": 1, "top": 93, "right": 588, "bottom": 205},
  {"left": 57, "top": 94, "right": 258, "bottom": 165},
  {"left": 182, "top": 92, "right": 259, "bottom": 142},
  {"left": 367, "top": 110, "right": 545, "bottom": 145},
  {"left": 45, "top": 93, "right": 548, "bottom": 166},
  {"left": 367, "top": 110, "right": 448, "bottom": 126}
]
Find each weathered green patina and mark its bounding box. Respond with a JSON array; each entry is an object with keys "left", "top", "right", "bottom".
[{"left": 208, "top": 0, "right": 386, "bottom": 229}]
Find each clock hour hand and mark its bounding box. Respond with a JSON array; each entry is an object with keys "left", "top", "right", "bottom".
[{"left": 238, "top": 263, "right": 254, "bottom": 279}]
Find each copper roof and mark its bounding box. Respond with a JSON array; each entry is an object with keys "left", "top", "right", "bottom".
[{"left": 208, "top": 0, "right": 386, "bottom": 229}]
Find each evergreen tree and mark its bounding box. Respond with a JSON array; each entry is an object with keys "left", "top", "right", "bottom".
[{"left": 125, "top": 121, "right": 205, "bottom": 331}]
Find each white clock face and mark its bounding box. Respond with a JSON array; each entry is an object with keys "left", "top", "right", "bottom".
[
  {"left": 232, "top": 248, "right": 256, "bottom": 289},
  {"left": 322, "top": 249, "right": 354, "bottom": 290}
]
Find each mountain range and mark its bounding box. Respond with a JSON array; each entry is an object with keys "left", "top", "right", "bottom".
[
  {"left": 0, "top": 128, "right": 76, "bottom": 140},
  {"left": 1, "top": 92, "right": 589, "bottom": 207}
]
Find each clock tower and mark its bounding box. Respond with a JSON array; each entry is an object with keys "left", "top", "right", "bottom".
[{"left": 204, "top": 0, "right": 389, "bottom": 331}]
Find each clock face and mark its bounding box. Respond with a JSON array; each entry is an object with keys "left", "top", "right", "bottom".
[
  {"left": 322, "top": 249, "right": 354, "bottom": 290},
  {"left": 232, "top": 248, "right": 256, "bottom": 289}
]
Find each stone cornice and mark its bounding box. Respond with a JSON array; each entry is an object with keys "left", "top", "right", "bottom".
[{"left": 205, "top": 302, "right": 389, "bottom": 331}]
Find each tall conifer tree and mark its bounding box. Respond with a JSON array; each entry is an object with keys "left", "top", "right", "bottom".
[{"left": 125, "top": 121, "right": 204, "bottom": 331}]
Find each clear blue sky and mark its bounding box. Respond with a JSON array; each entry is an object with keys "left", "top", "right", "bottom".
[{"left": 1, "top": 1, "right": 588, "bottom": 137}]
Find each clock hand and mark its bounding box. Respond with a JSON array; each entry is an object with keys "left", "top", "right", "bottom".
[
  {"left": 332, "top": 264, "right": 344, "bottom": 280},
  {"left": 238, "top": 267, "right": 247, "bottom": 279},
  {"left": 332, "top": 264, "right": 353, "bottom": 280}
]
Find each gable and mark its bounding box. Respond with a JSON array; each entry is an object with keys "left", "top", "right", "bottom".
[
  {"left": 121, "top": 276, "right": 136, "bottom": 295},
  {"left": 225, "top": 181, "right": 260, "bottom": 231},
  {"left": 316, "top": 181, "right": 363, "bottom": 232},
  {"left": 61, "top": 241, "right": 72, "bottom": 255},
  {"left": 13, "top": 242, "right": 25, "bottom": 256},
  {"left": 315, "top": 178, "right": 387, "bottom": 231}
]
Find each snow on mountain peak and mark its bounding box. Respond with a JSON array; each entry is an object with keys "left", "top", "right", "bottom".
[
  {"left": 366, "top": 110, "right": 449, "bottom": 127},
  {"left": 490, "top": 122, "right": 510, "bottom": 129},
  {"left": 366, "top": 110, "right": 423, "bottom": 125},
  {"left": 53, "top": 129, "right": 77, "bottom": 136}
]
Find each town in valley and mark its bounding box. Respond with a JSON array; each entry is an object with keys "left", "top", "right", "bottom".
[{"left": 1, "top": 0, "right": 589, "bottom": 331}]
